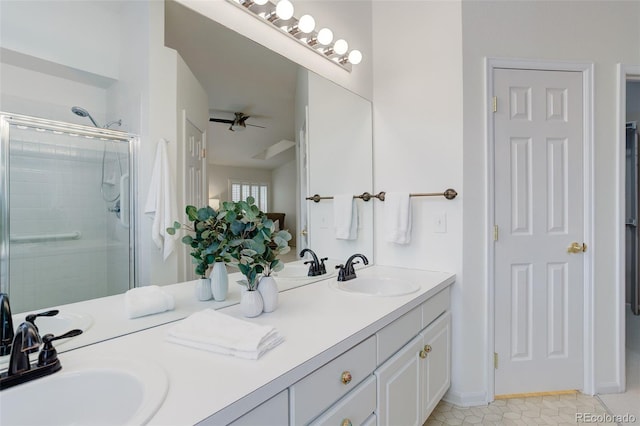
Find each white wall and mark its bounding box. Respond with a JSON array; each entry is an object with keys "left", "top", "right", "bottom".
[
  {"left": 461, "top": 0, "right": 640, "bottom": 398},
  {"left": 371, "top": 0, "right": 465, "bottom": 402},
  {"left": 628, "top": 82, "right": 640, "bottom": 125},
  {"left": 272, "top": 160, "right": 298, "bottom": 246}
]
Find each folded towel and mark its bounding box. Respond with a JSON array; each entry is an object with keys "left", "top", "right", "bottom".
[
  {"left": 333, "top": 194, "right": 358, "bottom": 240},
  {"left": 144, "top": 139, "right": 177, "bottom": 261},
  {"left": 384, "top": 192, "right": 412, "bottom": 244},
  {"left": 166, "top": 309, "right": 284, "bottom": 360},
  {"left": 125, "top": 285, "right": 175, "bottom": 319}
]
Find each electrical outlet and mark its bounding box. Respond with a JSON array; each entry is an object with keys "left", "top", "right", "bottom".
[{"left": 434, "top": 212, "right": 447, "bottom": 233}]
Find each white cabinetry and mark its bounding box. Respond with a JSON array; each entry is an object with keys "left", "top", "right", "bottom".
[
  {"left": 375, "top": 293, "right": 451, "bottom": 425},
  {"left": 228, "top": 390, "right": 288, "bottom": 426}
]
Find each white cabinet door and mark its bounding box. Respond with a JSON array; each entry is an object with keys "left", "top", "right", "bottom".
[
  {"left": 420, "top": 312, "right": 451, "bottom": 422},
  {"left": 375, "top": 335, "right": 423, "bottom": 426},
  {"left": 228, "top": 390, "right": 288, "bottom": 426}
]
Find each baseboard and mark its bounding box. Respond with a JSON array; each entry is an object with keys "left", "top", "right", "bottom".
[
  {"left": 596, "top": 381, "right": 624, "bottom": 395},
  {"left": 495, "top": 390, "right": 577, "bottom": 399},
  {"left": 443, "top": 388, "right": 488, "bottom": 407}
]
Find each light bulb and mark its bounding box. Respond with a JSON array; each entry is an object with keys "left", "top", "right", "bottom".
[
  {"left": 298, "top": 14, "right": 315, "bottom": 33},
  {"left": 334, "top": 39, "right": 348, "bottom": 55},
  {"left": 317, "top": 28, "right": 333, "bottom": 45},
  {"left": 254, "top": 0, "right": 269, "bottom": 4},
  {"left": 348, "top": 50, "right": 362, "bottom": 65},
  {"left": 275, "top": 0, "right": 294, "bottom": 20}
]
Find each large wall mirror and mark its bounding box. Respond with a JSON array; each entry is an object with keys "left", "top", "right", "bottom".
[
  {"left": 165, "top": 0, "right": 374, "bottom": 273},
  {"left": 0, "top": 0, "right": 373, "bottom": 354}
]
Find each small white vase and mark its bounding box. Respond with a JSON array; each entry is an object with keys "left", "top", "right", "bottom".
[
  {"left": 240, "top": 289, "right": 264, "bottom": 318},
  {"left": 257, "top": 276, "right": 278, "bottom": 313},
  {"left": 209, "top": 261, "right": 229, "bottom": 301},
  {"left": 195, "top": 277, "right": 212, "bottom": 301}
]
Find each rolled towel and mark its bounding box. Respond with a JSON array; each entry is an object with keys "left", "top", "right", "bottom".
[
  {"left": 384, "top": 192, "right": 412, "bottom": 244},
  {"left": 334, "top": 194, "right": 358, "bottom": 240},
  {"left": 125, "top": 285, "right": 175, "bottom": 319},
  {"left": 166, "top": 309, "right": 284, "bottom": 360}
]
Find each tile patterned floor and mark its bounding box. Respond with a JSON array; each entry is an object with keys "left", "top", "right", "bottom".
[{"left": 425, "top": 393, "right": 621, "bottom": 426}]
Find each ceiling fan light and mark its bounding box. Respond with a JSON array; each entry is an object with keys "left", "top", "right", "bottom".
[
  {"left": 254, "top": 0, "right": 269, "bottom": 5},
  {"left": 275, "top": 0, "right": 294, "bottom": 20},
  {"left": 298, "top": 14, "right": 315, "bottom": 33}
]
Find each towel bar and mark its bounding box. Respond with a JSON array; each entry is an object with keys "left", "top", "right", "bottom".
[{"left": 305, "top": 189, "right": 458, "bottom": 203}]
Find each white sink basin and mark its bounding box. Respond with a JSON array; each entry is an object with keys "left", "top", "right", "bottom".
[
  {"left": 0, "top": 358, "right": 168, "bottom": 425},
  {"left": 330, "top": 276, "right": 420, "bottom": 297}
]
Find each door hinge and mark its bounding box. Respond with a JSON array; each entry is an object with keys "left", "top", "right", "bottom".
[
  {"left": 492, "top": 96, "right": 497, "bottom": 113},
  {"left": 201, "top": 148, "right": 206, "bottom": 159},
  {"left": 494, "top": 352, "right": 499, "bottom": 369},
  {"left": 494, "top": 225, "right": 499, "bottom": 241}
]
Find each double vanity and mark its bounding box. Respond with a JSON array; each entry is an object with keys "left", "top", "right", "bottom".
[{"left": 1, "top": 265, "right": 454, "bottom": 425}]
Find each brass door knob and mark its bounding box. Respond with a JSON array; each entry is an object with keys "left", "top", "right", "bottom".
[
  {"left": 567, "top": 242, "right": 587, "bottom": 253},
  {"left": 341, "top": 371, "right": 352, "bottom": 385},
  {"left": 419, "top": 350, "right": 427, "bottom": 359},
  {"left": 341, "top": 420, "right": 353, "bottom": 426},
  {"left": 424, "top": 344, "right": 432, "bottom": 353}
]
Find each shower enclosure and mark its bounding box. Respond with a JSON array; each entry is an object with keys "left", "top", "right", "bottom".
[{"left": 0, "top": 112, "right": 137, "bottom": 313}]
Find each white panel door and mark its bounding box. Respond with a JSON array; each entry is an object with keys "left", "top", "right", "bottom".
[
  {"left": 494, "top": 69, "right": 584, "bottom": 395},
  {"left": 183, "top": 113, "right": 206, "bottom": 281}
]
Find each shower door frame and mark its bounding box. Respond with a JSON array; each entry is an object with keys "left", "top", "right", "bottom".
[{"left": 0, "top": 112, "right": 139, "bottom": 298}]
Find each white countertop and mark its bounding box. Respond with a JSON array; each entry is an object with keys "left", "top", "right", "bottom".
[{"left": 55, "top": 266, "right": 455, "bottom": 425}]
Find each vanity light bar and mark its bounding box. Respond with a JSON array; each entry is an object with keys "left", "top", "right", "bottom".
[{"left": 227, "top": 0, "right": 362, "bottom": 72}]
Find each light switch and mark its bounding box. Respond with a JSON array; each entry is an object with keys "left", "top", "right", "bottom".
[{"left": 434, "top": 212, "right": 447, "bottom": 233}]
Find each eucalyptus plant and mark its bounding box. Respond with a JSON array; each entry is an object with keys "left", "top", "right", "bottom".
[{"left": 167, "top": 196, "right": 292, "bottom": 289}]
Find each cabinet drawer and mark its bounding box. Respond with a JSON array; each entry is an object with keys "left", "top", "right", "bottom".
[
  {"left": 422, "top": 287, "right": 450, "bottom": 329},
  {"left": 376, "top": 305, "right": 421, "bottom": 364},
  {"left": 309, "top": 375, "right": 376, "bottom": 426},
  {"left": 290, "top": 335, "right": 377, "bottom": 425}
]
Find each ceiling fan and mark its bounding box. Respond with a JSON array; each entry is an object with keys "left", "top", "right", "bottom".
[{"left": 209, "top": 112, "right": 266, "bottom": 132}]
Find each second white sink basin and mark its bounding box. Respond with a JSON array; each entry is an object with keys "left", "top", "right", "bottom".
[
  {"left": 0, "top": 357, "right": 168, "bottom": 425},
  {"left": 330, "top": 276, "right": 420, "bottom": 297}
]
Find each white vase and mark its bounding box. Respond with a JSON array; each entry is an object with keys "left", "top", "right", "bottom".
[
  {"left": 209, "top": 261, "right": 229, "bottom": 301},
  {"left": 195, "top": 277, "right": 212, "bottom": 301},
  {"left": 240, "top": 289, "right": 264, "bottom": 318},
  {"left": 257, "top": 276, "right": 278, "bottom": 313}
]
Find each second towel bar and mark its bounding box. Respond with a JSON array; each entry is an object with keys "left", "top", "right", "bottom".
[{"left": 305, "top": 189, "right": 458, "bottom": 203}]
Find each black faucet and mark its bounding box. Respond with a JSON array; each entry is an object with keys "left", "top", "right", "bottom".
[
  {"left": 336, "top": 253, "right": 369, "bottom": 281},
  {"left": 1, "top": 293, "right": 14, "bottom": 356},
  {"left": 300, "top": 248, "right": 328, "bottom": 277},
  {"left": 0, "top": 309, "right": 83, "bottom": 390}
]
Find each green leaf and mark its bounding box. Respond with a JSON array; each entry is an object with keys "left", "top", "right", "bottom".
[
  {"left": 186, "top": 205, "right": 198, "bottom": 221},
  {"left": 230, "top": 220, "right": 245, "bottom": 235},
  {"left": 182, "top": 235, "right": 193, "bottom": 244},
  {"left": 166, "top": 227, "right": 176, "bottom": 236},
  {"left": 173, "top": 221, "right": 182, "bottom": 229},
  {"left": 246, "top": 196, "right": 255, "bottom": 205}
]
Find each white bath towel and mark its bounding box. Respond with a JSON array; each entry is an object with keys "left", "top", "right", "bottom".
[
  {"left": 334, "top": 194, "right": 358, "bottom": 240},
  {"left": 144, "top": 139, "right": 177, "bottom": 260},
  {"left": 166, "top": 309, "right": 284, "bottom": 360},
  {"left": 125, "top": 285, "right": 175, "bottom": 319},
  {"left": 384, "top": 192, "right": 412, "bottom": 244}
]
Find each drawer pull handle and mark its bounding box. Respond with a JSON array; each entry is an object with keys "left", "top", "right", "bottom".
[
  {"left": 341, "top": 419, "right": 353, "bottom": 426},
  {"left": 341, "top": 371, "right": 352, "bottom": 385},
  {"left": 419, "top": 350, "right": 428, "bottom": 359},
  {"left": 424, "top": 344, "right": 432, "bottom": 353}
]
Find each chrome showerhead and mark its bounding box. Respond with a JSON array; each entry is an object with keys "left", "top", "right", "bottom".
[{"left": 71, "top": 106, "right": 99, "bottom": 127}]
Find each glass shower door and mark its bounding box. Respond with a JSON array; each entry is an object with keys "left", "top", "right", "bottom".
[{"left": 0, "top": 113, "right": 137, "bottom": 313}]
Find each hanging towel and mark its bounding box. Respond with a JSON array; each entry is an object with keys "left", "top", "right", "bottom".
[
  {"left": 384, "top": 192, "right": 412, "bottom": 244},
  {"left": 124, "top": 285, "right": 175, "bottom": 319},
  {"left": 334, "top": 194, "right": 358, "bottom": 240},
  {"left": 166, "top": 309, "right": 284, "bottom": 360},
  {"left": 144, "top": 139, "right": 177, "bottom": 260}
]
